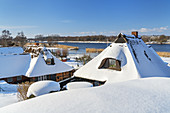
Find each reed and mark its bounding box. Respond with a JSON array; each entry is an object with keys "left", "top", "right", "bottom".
[
  {"left": 156, "top": 52, "right": 170, "bottom": 57},
  {"left": 86, "top": 48, "right": 104, "bottom": 53},
  {"left": 55, "top": 44, "right": 79, "bottom": 50}
]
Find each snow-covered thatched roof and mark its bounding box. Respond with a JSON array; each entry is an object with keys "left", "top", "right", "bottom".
[
  {"left": 0, "top": 47, "right": 24, "bottom": 55},
  {"left": 0, "top": 54, "right": 31, "bottom": 79},
  {"left": 74, "top": 33, "right": 170, "bottom": 83},
  {"left": 1, "top": 78, "right": 170, "bottom": 113},
  {"left": 0, "top": 47, "right": 73, "bottom": 79},
  {"left": 26, "top": 49, "right": 73, "bottom": 77}
]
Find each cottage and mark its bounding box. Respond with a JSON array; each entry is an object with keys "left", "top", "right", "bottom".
[
  {"left": 0, "top": 47, "right": 74, "bottom": 84},
  {"left": 74, "top": 32, "right": 170, "bottom": 84}
]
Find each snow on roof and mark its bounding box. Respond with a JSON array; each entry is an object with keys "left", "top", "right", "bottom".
[
  {"left": 74, "top": 34, "right": 170, "bottom": 83},
  {"left": 0, "top": 48, "right": 73, "bottom": 78},
  {"left": 66, "top": 82, "right": 93, "bottom": 90},
  {"left": 27, "top": 80, "right": 60, "bottom": 97},
  {"left": 2, "top": 77, "right": 170, "bottom": 113},
  {"left": 26, "top": 50, "right": 73, "bottom": 77},
  {"left": 0, "top": 47, "right": 23, "bottom": 55},
  {"left": 0, "top": 54, "right": 31, "bottom": 79}
]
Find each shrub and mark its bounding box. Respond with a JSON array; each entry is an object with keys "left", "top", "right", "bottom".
[{"left": 17, "top": 81, "right": 33, "bottom": 101}]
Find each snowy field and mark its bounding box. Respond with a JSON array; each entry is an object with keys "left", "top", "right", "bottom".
[
  {"left": 0, "top": 57, "right": 170, "bottom": 110},
  {"left": 1, "top": 77, "right": 170, "bottom": 113}
]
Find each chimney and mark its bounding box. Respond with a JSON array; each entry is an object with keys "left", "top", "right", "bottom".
[{"left": 131, "top": 31, "right": 138, "bottom": 38}]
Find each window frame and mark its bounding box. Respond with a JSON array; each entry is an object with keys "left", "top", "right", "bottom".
[
  {"left": 7, "top": 77, "right": 13, "bottom": 82},
  {"left": 98, "top": 58, "right": 121, "bottom": 71},
  {"left": 17, "top": 76, "right": 22, "bottom": 81}
]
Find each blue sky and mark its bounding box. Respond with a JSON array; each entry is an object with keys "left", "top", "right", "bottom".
[{"left": 0, "top": 0, "right": 170, "bottom": 38}]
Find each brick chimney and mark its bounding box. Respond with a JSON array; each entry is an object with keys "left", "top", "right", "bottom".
[{"left": 131, "top": 31, "right": 138, "bottom": 38}]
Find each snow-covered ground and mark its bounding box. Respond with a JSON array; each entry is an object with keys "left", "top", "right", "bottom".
[
  {"left": 64, "top": 56, "right": 83, "bottom": 69},
  {"left": 0, "top": 81, "right": 18, "bottom": 108},
  {"left": 66, "top": 82, "right": 93, "bottom": 90},
  {"left": 1, "top": 77, "right": 170, "bottom": 113},
  {"left": 161, "top": 57, "right": 170, "bottom": 66}
]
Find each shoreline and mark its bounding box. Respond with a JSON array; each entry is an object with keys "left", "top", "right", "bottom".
[
  {"left": 58, "top": 41, "right": 170, "bottom": 45},
  {"left": 58, "top": 41, "right": 111, "bottom": 43}
]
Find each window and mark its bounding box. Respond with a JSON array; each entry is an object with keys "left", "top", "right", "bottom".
[
  {"left": 7, "top": 78, "right": 13, "bottom": 82},
  {"left": 98, "top": 58, "right": 121, "bottom": 71},
  {"left": 46, "top": 58, "right": 55, "bottom": 65},
  {"left": 51, "top": 74, "right": 56, "bottom": 81},
  {"left": 17, "top": 76, "right": 22, "bottom": 81}
]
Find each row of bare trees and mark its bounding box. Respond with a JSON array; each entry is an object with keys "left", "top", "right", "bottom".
[{"left": 0, "top": 30, "right": 27, "bottom": 47}]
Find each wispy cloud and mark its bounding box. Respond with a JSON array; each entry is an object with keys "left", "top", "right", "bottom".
[
  {"left": 0, "top": 25, "right": 38, "bottom": 29},
  {"left": 133, "top": 26, "right": 168, "bottom": 33},
  {"left": 74, "top": 31, "right": 97, "bottom": 35}
]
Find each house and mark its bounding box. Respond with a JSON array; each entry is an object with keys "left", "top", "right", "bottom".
[
  {"left": 74, "top": 32, "right": 170, "bottom": 84},
  {"left": 0, "top": 47, "right": 74, "bottom": 84}
]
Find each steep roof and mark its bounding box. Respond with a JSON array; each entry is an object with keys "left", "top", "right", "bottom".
[
  {"left": 0, "top": 54, "right": 31, "bottom": 79},
  {"left": 74, "top": 33, "right": 170, "bottom": 83},
  {"left": 26, "top": 49, "right": 73, "bottom": 77},
  {"left": 0, "top": 47, "right": 73, "bottom": 79},
  {"left": 0, "top": 47, "right": 24, "bottom": 55}
]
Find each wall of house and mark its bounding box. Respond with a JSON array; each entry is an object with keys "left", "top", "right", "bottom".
[
  {"left": 30, "top": 70, "right": 75, "bottom": 82},
  {"left": 0, "top": 75, "right": 30, "bottom": 84},
  {"left": 0, "top": 70, "right": 75, "bottom": 84}
]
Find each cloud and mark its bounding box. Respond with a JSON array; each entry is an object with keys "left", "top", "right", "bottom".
[
  {"left": 135, "top": 26, "right": 168, "bottom": 33},
  {"left": 0, "top": 25, "right": 38, "bottom": 29},
  {"left": 74, "top": 31, "right": 97, "bottom": 35}
]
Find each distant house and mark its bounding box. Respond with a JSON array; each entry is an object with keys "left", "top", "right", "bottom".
[{"left": 0, "top": 47, "right": 74, "bottom": 84}]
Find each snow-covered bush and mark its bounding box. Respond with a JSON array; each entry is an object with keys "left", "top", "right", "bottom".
[{"left": 27, "top": 80, "right": 60, "bottom": 98}]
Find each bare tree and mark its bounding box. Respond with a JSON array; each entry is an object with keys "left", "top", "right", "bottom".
[
  {"left": 14, "top": 31, "right": 27, "bottom": 47},
  {"left": 0, "top": 30, "right": 13, "bottom": 46}
]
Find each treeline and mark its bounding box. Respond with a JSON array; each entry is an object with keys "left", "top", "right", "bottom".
[
  {"left": 142, "top": 35, "right": 170, "bottom": 43},
  {"left": 32, "top": 35, "right": 117, "bottom": 42},
  {"left": 1, "top": 29, "right": 170, "bottom": 47}
]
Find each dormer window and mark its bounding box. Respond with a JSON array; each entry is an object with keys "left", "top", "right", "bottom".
[
  {"left": 98, "top": 58, "right": 121, "bottom": 71},
  {"left": 46, "top": 58, "right": 55, "bottom": 65}
]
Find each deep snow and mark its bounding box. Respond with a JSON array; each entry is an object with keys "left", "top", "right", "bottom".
[
  {"left": 1, "top": 78, "right": 170, "bottom": 113},
  {"left": 66, "top": 82, "right": 93, "bottom": 90},
  {"left": 0, "top": 81, "right": 18, "bottom": 108}
]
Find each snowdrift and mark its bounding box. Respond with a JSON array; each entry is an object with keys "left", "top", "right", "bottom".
[
  {"left": 27, "top": 80, "right": 60, "bottom": 97},
  {"left": 1, "top": 78, "right": 170, "bottom": 113}
]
